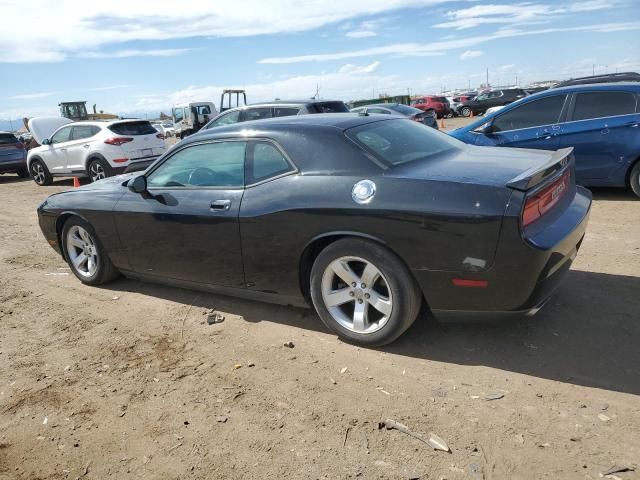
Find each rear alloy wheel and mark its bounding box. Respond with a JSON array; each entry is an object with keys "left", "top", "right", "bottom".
[
  {"left": 30, "top": 159, "right": 52, "bottom": 186},
  {"left": 310, "top": 238, "right": 422, "bottom": 346},
  {"left": 62, "top": 217, "right": 119, "bottom": 285},
  {"left": 87, "top": 158, "right": 111, "bottom": 182},
  {"left": 460, "top": 106, "right": 472, "bottom": 117},
  {"left": 630, "top": 162, "right": 640, "bottom": 198}
]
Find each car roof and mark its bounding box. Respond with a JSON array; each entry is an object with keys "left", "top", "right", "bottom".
[
  {"left": 218, "top": 99, "right": 345, "bottom": 112},
  {"left": 191, "top": 113, "right": 388, "bottom": 139},
  {"left": 354, "top": 103, "right": 398, "bottom": 109},
  {"left": 545, "top": 81, "right": 640, "bottom": 93}
]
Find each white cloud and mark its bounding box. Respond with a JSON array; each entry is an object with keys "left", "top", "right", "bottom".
[
  {"left": 435, "top": 3, "right": 563, "bottom": 30},
  {"left": 259, "top": 21, "right": 640, "bottom": 64},
  {"left": 346, "top": 30, "right": 377, "bottom": 38},
  {"left": 0, "top": 0, "right": 455, "bottom": 63},
  {"left": 80, "top": 49, "right": 192, "bottom": 59},
  {"left": 345, "top": 20, "right": 380, "bottom": 38},
  {"left": 9, "top": 92, "right": 55, "bottom": 100},
  {"left": 498, "top": 63, "right": 516, "bottom": 71},
  {"left": 338, "top": 61, "right": 381, "bottom": 73},
  {"left": 460, "top": 50, "right": 484, "bottom": 60}
]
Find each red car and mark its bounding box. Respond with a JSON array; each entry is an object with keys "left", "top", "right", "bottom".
[{"left": 410, "top": 96, "right": 450, "bottom": 118}]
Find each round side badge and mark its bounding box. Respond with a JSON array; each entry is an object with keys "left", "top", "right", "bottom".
[{"left": 352, "top": 180, "right": 376, "bottom": 204}]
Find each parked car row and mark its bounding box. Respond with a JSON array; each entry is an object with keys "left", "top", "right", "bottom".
[
  {"left": 349, "top": 103, "right": 439, "bottom": 129},
  {"left": 450, "top": 83, "right": 640, "bottom": 197}
]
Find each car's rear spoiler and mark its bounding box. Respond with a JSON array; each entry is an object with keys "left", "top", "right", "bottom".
[{"left": 507, "top": 147, "right": 574, "bottom": 191}]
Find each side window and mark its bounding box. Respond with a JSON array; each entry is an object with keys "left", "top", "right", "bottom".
[
  {"left": 273, "top": 107, "right": 300, "bottom": 117},
  {"left": 492, "top": 95, "right": 567, "bottom": 132},
  {"left": 208, "top": 110, "right": 240, "bottom": 129},
  {"left": 71, "top": 125, "right": 100, "bottom": 140},
  {"left": 198, "top": 105, "right": 211, "bottom": 115},
  {"left": 488, "top": 91, "right": 503, "bottom": 99},
  {"left": 50, "top": 126, "right": 73, "bottom": 144},
  {"left": 247, "top": 141, "right": 293, "bottom": 184},
  {"left": 572, "top": 91, "right": 637, "bottom": 121},
  {"left": 173, "top": 108, "right": 184, "bottom": 122},
  {"left": 241, "top": 107, "right": 273, "bottom": 122},
  {"left": 147, "top": 142, "right": 246, "bottom": 188}
]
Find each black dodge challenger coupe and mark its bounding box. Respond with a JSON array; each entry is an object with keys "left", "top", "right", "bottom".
[{"left": 37, "top": 114, "right": 591, "bottom": 346}]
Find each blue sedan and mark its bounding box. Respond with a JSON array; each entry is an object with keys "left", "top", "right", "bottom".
[{"left": 449, "top": 83, "right": 640, "bottom": 197}]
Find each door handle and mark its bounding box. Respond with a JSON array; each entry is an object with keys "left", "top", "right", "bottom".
[
  {"left": 628, "top": 122, "right": 639, "bottom": 128},
  {"left": 83, "top": 144, "right": 90, "bottom": 148},
  {"left": 210, "top": 199, "right": 231, "bottom": 211},
  {"left": 60, "top": 148, "right": 67, "bottom": 152}
]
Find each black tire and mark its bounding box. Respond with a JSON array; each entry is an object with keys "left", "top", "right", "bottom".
[
  {"left": 460, "top": 106, "right": 472, "bottom": 117},
  {"left": 16, "top": 167, "right": 30, "bottom": 178},
  {"left": 61, "top": 216, "right": 120, "bottom": 285},
  {"left": 309, "top": 238, "right": 422, "bottom": 346},
  {"left": 630, "top": 161, "right": 640, "bottom": 198},
  {"left": 30, "top": 158, "right": 52, "bottom": 186},
  {"left": 87, "top": 157, "right": 112, "bottom": 182}
]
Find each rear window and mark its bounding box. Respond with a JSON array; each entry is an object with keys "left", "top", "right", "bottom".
[
  {"left": 108, "top": 121, "right": 157, "bottom": 136},
  {"left": 572, "top": 91, "right": 637, "bottom": 121},
  {"left": 274, "top": 107, "right": 300, "bottom": 117},
  {"left": 0, "top": 133, "right": 18, "bottom": 144},
  {"left": 347, "top": 119, "right": 460, "bottom": 167},
  {"left": 308, "top": 101, "right": 349, "bottom": 113},
  {"left": 388, "top": 104, "right": 422, "bottom": 116}
]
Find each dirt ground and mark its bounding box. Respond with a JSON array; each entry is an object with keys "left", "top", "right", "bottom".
[{"left": 0, "top": 162, "right": 639, "bottom": 479}]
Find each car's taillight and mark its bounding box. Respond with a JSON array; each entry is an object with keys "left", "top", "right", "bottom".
[
  {"left": 522, "top": 170, "right": 571, "bottom": 228},
  {"left": 104, "top": 137, "right": 134, "bottom": 146},
  {"left": 156, "top": 133, "right": 165, "bottom": 140}
]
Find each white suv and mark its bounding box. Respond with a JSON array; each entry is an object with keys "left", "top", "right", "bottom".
[{"left": 27, "top": 119, "right": 166, "bottom": 186}]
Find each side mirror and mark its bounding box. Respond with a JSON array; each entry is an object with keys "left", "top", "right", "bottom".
[
  {"left": 474, "top": 121, "right": 494, "bottom": 135},
  {"left": 128, "top": 175, "right": 147, "bottom": 194},
  {"left": 41, "top": 138, "right": 50, "bottom": 145}
]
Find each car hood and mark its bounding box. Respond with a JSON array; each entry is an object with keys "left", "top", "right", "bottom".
[
  {"left": 76, "top": 172, "right": 137, "bottom": 191},
  {"left": 386, "top": 144, "right": 565, "bottom": 188},
  {"left": 28, "top": 117, "right": 73, "bottom": 144}
]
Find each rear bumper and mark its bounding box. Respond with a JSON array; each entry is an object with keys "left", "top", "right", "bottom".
[
  {"left": 122, "top": 158, "right": 156, "bottom": 174},
  {"left": 416, "top": 186, "right": 592, "bottom": 321},
  {"left": 0, "top": 158, "right": 26, "bottom": 173}
]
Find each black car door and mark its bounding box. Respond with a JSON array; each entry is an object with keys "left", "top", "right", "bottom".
[{"left": 114, "top": 140, "right": 247, "bottom": 288}]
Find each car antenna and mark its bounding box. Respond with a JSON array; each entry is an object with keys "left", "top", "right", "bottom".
[{"left": 359, "top": 106, "right": 369, "bottom": 116}]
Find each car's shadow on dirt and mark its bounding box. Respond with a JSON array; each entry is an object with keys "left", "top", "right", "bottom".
[
  {"left": 104, "top": 268, "right": 640, "bottom": 396},
  {"left": 0, "top": 175, "right": 30, "bottom": 184},
  {"left": 589, "top": 187, "right": 638, "bottom": 201}
]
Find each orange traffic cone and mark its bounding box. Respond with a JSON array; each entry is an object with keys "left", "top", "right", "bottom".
[
  {"left": 470, "top": 110, "right": 474, "bottom": 119},
  {"left": 73, "top": 177, "right": 80, "bottom": 188},
  {"left": 439, "top": 118, "right": 446, "bottom": 129}
]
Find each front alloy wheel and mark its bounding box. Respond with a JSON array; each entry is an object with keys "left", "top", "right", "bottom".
[
  {"left": 62, "top": 217, "right": 120, "bottom": 285},
  {"left": 30, "top": 159, "right": 52, "bottom": 186},
  {"left": 460, "top": 106, "right": 471, "bottom": 117},
  {"left": 65, "top": 225, "right": 99, "bottom": 278}
]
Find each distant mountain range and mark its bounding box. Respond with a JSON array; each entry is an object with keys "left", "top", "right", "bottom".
[{"left": 0, "top": 111, "right": 167, "bottom": 132}]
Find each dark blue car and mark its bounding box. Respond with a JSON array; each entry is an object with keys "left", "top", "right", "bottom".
[
  {"left": 0, "top": 132, "right": 29, "bottom": 178},
  {"left": 449, "top": 83, "right": 640, "bottom": 197}
]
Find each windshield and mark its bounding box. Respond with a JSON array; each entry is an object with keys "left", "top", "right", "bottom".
[
  {"left": 309, "top": 101, "right": 349, "bottom": 113},
  {"left": 347, "top": 118, "right": 460, "bottom": 167},
  {"left": 388, "top": 104, "right": 422, "bottom": 116}
]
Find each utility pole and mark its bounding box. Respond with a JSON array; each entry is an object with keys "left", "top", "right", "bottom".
[
  {"left": 592, "top": 64, "right": 595, "bottom": 75},
  {"left": 486, "top": 68, "right": 489, "bottom": 88},
  {"left": 8, "top": 118, "right": 14, "bottom": 132}
]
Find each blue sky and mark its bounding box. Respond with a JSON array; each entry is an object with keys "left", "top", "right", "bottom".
[{"left": 1, "top": 0, "right": 639, "bottom": 123}]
